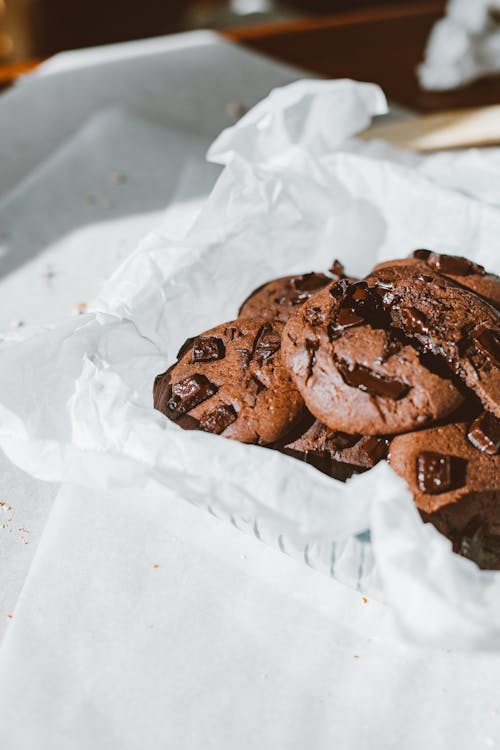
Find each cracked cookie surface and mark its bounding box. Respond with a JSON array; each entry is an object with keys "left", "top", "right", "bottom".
[{"left": 281, "top": 281, "right": 463, "bottom": 435}]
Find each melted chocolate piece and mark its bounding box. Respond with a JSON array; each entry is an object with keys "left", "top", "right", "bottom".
[
  {"left": 412, "top": 249, "right": 431, "bottom": 261},
  {"left": 337, "top": 361, "right": 409, "bottom": 400},
  {"left": 235, "top": 348, "right": 251, "bottom": 373},
  {"left": 305, "top": 338, "right": 319, "bottom": 381},
  {"left": 425, "top": 251, "right": 485, "bottom": 277},
  {"left": 191, "top": 336, "right": 225, "bottom": 363},
  {"left": 416, "top": 451, "right": 467, "bottom": 494},
  {"left": 399, "top": 307, "right": 430, "bottom": 337},
  {"left": 304, "top": 306, "right": 325, "bottom": 327},
  {"left": 325, "top": 431, "right": 360, "bottom": 451},
  {"left": 329, "top": 278, "right": 350, "bottom": 299},
  {"left": 175, "top": 414, "right": 200, "bottom": 430},
  {"left": 199, "top": 403, "right": 237, "bottom": 434},
  {"left": 254, "top": 323, "right": 281, "bottom": 360},
  {"left": 360, "top": 437, "right": 390, "bottom": 463},
  {"left": 471, "top": 326, "right": 500, "bottom": 367},
  {"left": 329, "top": 306, "right": 364, "bottom": 335},
  {"left": 291, "top": 272, "right": 330, "bottom": 292},
  {"left": 176, "top": 337, "right": 195, "bottom": 361},
  {"left": 166, "top": 374, "right": 218, "bottom": 420},
  {"left": 329, "top": 259, "right": 345, "bottom": 278},
  {"left": 467, "top": 412, "right": 500, "bottom": 455}
]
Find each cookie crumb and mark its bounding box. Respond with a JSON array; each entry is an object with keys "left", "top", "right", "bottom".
[
  {"left": 73, "top": 302, "right": 87, "bottom": 316},
  {"left": 111, "top": 171, "right": 127, "bottom": 185},
  {"left": 6, "top": 614, "right": 13, "bottom": 620},
  {"left": 151, "top": 563, "right": 159, "bottom": 569},
  {"left": 362, "top": 596, "right": 368, "bottom": 604}
]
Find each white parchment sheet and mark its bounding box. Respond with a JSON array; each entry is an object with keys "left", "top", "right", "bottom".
[{"left": 0, "top": 80, "right": 499, "bottom": 649}]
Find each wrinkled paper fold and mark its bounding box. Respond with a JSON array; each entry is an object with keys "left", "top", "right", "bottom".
[{"left": 1, "top": 79, "right": 500, "bottom": 648}]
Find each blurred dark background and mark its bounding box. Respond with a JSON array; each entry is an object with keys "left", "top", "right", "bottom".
[{"left": 0, "top": 0, "right": 433, "bottom": 63}]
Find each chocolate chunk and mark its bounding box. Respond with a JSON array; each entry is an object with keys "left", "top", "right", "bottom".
[
  {"left": 329, "top": 305, "right": 364, "bottom": 334},
  {"left": 325, "top": 431, "right": 360, "bottom": 451},
  {"left": 360, "top": 437, "right": 390, "bottom": 463},
  {"left": 191, "top": 336, "right": 226, "bottom": 363},
  {"left": 426, "top": 252, "right": 485, "bottom": 277},
  {"left": 304, "top": 306, "right": 324, "bottom": 326},
  {"left": 329, "top": 278, "right": 350, "bottom": 298},
  {"left": 471, "top": 326, "right": 500, "bottom": 367},
  {"left": 337, "top": 360, "right": 409, "bottom": 400},
  {"left": 166, "top": 374, "right": 218, "bottom": 420},
  {"left": 292, "top": 273, "right": 330, "bottom": 292},
  {"left": 416, "top": 451, "right": 467, "bottom": 494},
  {"left": 400, "top": 307, "right": 430, "bottom": 337},
  {"left": 235, "top": 347, "right": 251, "bottom": 373},
  {"left": 412, "top": 249, "right": 431, "bottom": 261},
  {"left": 199, "top": 403, "right": 237, "bottom": 435},
  {"left": 305, "top": 338, "right": 319, "bottom": 381},
  {"left": 176, "top": 337, "right": 195, "bottom": 361},
  {"left": 254, "top": 323, "right": 281, "bottom": 360},
  {"left": 329, "top": 259, "right": 345, "bottom": 278},
  {"left": 467, "top": 412, "right": 500, "bottom": 455},
  {"left": 175, "top": 414, "right": 200, "bottom": 430}
]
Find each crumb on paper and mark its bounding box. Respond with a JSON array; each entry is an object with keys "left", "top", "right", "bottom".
[
  {"left": 43, "top": 265, "right": 56, "bottom": 284},
  {"left": 152, "top": 563, "right": 159, "bottom": 569},
  {"left": 6, "top": 614, "right": 13, "bottom": 620},
  {"left": 225, "top": 101, "right": 247, "bottom": 120},
  {"left": 111, "top": 171, "right": 127, "bottom": 185},
  {"left": 73, "top": 302, "right": 87, "bottom": 316},
  {"left": 362, "top": 596, "right": 368, "bottom": 604},
  {"left": 18, "top": 527, "right": 29, "bottom": 533},
  {"left": 353, "top": 655, "right": 360, "bottom": 659}
]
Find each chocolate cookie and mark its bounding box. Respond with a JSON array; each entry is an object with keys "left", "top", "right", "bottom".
[
  {"left": 365, "top": 264, "right": 500, "bottom": 417},
  {"left": 282, "top": 281, "right": 463, "bottom": 435},
  {"left": 238, "top": 261, "right": 344, "bottom": 323},
  {"left": 154, "top": 319, "right": 305, "bottom": 445},
  {"left": 389, "top": 416, "right": 500, "bottom": 568},
  {"left": 279, "top": 416, "right": 390, "bottom": 481},
  {"left": 374, "top": 251, "right": 500, "bottom": 311}
]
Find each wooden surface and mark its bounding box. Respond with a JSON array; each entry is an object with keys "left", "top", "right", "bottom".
[
  {"left": 362, "top": 104, "right": 500, "bottom": 150},
  {"left": 1, "top": 2, "right": 500, "bottom": 111}
]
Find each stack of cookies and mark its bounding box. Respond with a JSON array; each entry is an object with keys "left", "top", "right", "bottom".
[{"left": 154, "top": 251, "right": 500, "bottom": 569}]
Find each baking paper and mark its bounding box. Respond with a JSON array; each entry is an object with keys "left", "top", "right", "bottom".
[{"left": 1, "top": 79, "right": 499, "bottom": 647}]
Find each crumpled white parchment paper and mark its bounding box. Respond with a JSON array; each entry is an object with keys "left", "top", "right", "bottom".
[{"left": 1, "top": 79, "right": 500, "bottom": 648}]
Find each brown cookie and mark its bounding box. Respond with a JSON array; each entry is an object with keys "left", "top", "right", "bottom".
[
  {"left": 374, "top": 251, "right": 500, "bottom": 311},
  {"left": 154, "top": 319, "right": 305, "bottom": 445},
  {"left": 238, "top": 261, "right": 345, "bottom": 323},
  {"left": 281, "top": 281, "right": 463, "bottom": 435},
  {"left": 279, "top": 416, "right": 390, "bottom": 481},
  {"left": 389, "top": 416, "right": 500, "bottom": 568},
  {"left": 365, "top": 264, "right": 500, "bottom": 417}
]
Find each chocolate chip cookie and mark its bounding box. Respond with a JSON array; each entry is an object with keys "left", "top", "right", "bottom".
[
  {"left": 389, "top": 415, "right": 500, "bottom": 568},
  {"left": 282, "top": 281, "right": 463, "bottom": 435},
  {"left": 279, "top": 416, "right": 390, "bottom": 481},
  {"left": 365, "top": 264, "right": 500, "bottom": 417},
  {"left": 154, "top": 319, "right": 305, "bottom": 445},
  {"left": 238, "top": 261, "right": 344, "bottom": 323}
]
